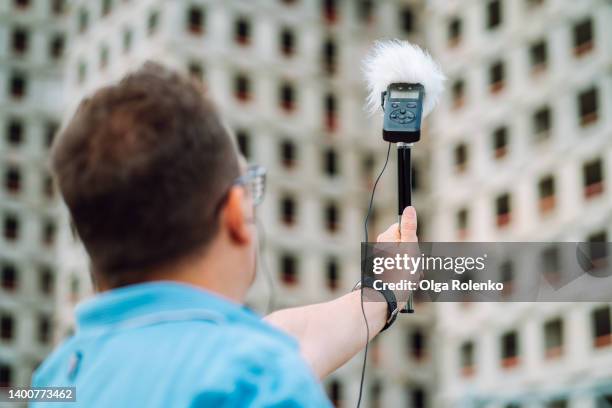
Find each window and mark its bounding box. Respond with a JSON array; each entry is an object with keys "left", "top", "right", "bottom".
[
  {"left": 235, "top": 17, "right": 251, "bottom": 45},
  {"left": 323, "top": 148, "right": 338, "bottom": 177},
  {"left": 11, "top": 27, "right": 28, "bottom": 55},
  {"left": 324, "top": 93, "right": 337, "bottom": 130},
  {"left": 9, "top": 71, "right": 27, "bottom": 99},
  {"left": 587, "top": 231, "right": 608, "bottom": 269},
  {"left": 49, "top": 34, "right": 65, "bottom": 59},
  {"left": 38, "top": 314, "right": 51, "bottom": 344},
  {"left": 1, "top": 264, "right": 17, "bottom": 290},
  {"left": 573, "top": 18, "right": 593, "bottom": 56},
  {"left": 592, "top": 306, "right": 611, "bottom": 348},
  {"left": 3, "top": 214, "right": 19, "bottom": 241},
  {"left": 400, "top": 7, "right": 414, "bottom": 34},
  {"left": 544, "top": 318, "right": 563, "bottom": 359},
  {"left": 279, "top": 28, "right": 295, "bottom": 56},
  {"left": 578, "top": 87, "right": 598, "bottom": 126},
  {"left": 357, "top": 0, "right": 374, "bottom": 23},
  {"left": 99, "top": 45, "right": 109, "bottom": 69},
  {"left": 147, "top": 10, "right": 159, "bottom": 36},
  {"left": 529, "top": 40, "right": 547, "bottom": 72},
  {"left": 6, "top": 119, "right": 24, "bottom": 146},
  {"left": 51, "top": 0, "right": 65, "bottom": 14},
  {"left": 526, "top": 0, "right": 545, "bottom": 8},
  {"left": 410, "top": 329, "right": 426, "bottom": 360},
  {"left": 583, "top": 158, "right": 604, "bottom": 199},
  {"left": 361, "top": 153, "right": 376, "bottom": 185},
  {"left": 541, "top": 248, "right": 560, "bottom": 284},
  {"left": 42, "top": 219, "right": 57, "bottom": 246},
  {"left": 14, "top": 0, "right": 32, "bottom": 9},
  {"left": 0, "top": 364, "right": 12, "bottom": 388},
  {"left": 101, "top": 0, "right": 112, "bottom": 16},
  {"left": 489, "top": 60, "right": 505, "bottom": 93},
  {"left": 39, "top": 266, "right": 54, "bottom": 295},
  {"left": 78, "top": 8, "right": 89, "bottom": 33},
  {"left": 410, "top": 388, "right": 426, "bottom": 408},
  {"left": 235, "top": 130, "right": 250, "bottom": 159},
  {"left": 5, "top": 166, "right": 21, "bottom": 194},
  {"left": 280, "top": 139, "right": 296, "bottom": 168},
  {"left": 495, "top": 193, "right": 511, "bottom": 227},
  {"left": 45, "top": 122, "right": 59, "bottom": 148},
  {"left": 486, "top": 0, "right": 502, "bottom": 29},
  {"left": 538, "top": 175, "right": 556, "bottom": 213},
  {"left": 460, "top": 341, "right": 475, "bottom": 376},
  {"left": 500, "top": 330, "right": 519, "bottom": 368},
  {"left": 43, "top": 173, "right": 54, "bottom": 199},
  {"left": 122, "top": 28, "right": 133, "bottom": 53},
  {"left": 280, "top": 195, "right": 296, "bottom": 225},
  {"left": 186, "top": 6, "right": 204, "bottom": 34},
  {"left": 322, "top": 38, "right": 337, "bottom": 75},
  {"left": 234, "top": 74, "right": 251, "bottom": 101},
  {"left": 327, "top": 379, "right": 343, "bottom": 406},
  {"left": 547, "top": 400, "right": 567, "bottom": 408},
  {"left": 0, "top": 314, "right": 14, "bottom": 341},
  {"left": 533, "top": 106, "right": 551, "bottom": 141},
  {"left": 14, "top": 0, "right": 30, "bottom": 9},
  {"left": 280, "top": 253, "right": 298, "bottom": 285},
  {"left": 500, "top": 260, "right": 514, "bottom": 295},
  {"left": 456, "top": 208, "right": 469, "bottom": 239},
  {"left": 369, "top": 380, "right": 382, "bottom": 408},
  {"left": 322, "top": 0, "right": 338, "bottom": 23},
  {"left": 77, "top": 61, "right": 87, "bottom": 85},
  {"left": 326, "top": 257, "right": 339, "bottom": 291},
  {"left": 68, "top": 275, "right": 80, "bottom": 301},
  {"left": 492, "top": 126, "right": 508, "bottom": 159},
  {"left": 451, "top": 79, "right": 465, "bottom": 108},
  {"left": 448, "top": 17, "right": 462, "bottom": 46},
  {"left": 453, "top": 143, "right": 468, "bottom": 172},
  {"left": 188, "top": 61, "right": 204, "bottom": 83},
  {"left": 279, "top": 82, "right": 295, "bottom": 112},
  {"left": 324, "top": 202, "right": 339, "bottom": 233}
]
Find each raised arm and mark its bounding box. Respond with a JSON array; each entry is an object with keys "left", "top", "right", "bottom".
[{"left": 264, "top": 207, "right": 418, "bottom": 379}]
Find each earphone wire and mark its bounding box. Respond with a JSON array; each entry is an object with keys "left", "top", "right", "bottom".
[{"left": 357, "top": 142, "right": 392, "bottom": 408}]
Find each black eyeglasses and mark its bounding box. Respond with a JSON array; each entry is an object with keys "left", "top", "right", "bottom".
[{"left": 234, "top": 164, "right": 266, "bottom": 207}]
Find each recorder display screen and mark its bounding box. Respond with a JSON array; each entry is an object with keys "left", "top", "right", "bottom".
[{"left": 391, "top": 89, "right": 419, "bottom": 99}]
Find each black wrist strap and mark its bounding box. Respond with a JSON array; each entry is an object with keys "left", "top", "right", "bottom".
[{"left": 359, "top": 277, "right": 399, "bottom": 332}]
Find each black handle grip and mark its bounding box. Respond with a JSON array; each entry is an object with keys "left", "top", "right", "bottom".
[
  {"left": 397, "top": 145, "right": 415, "bottom": 314},
  {"left": 397, "top": 145, "right": 412, "bottom": 216}
]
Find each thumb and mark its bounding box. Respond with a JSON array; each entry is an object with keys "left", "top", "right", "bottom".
[{"left": 400, "top": 206, "right": 418, "bottom": 242}]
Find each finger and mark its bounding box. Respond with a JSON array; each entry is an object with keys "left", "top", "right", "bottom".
[
  {"left": 400, "top": 206, "right": 418, "bottom": 242},
  {"left": 377, "top": 222, "right": 400, "bottom": 242}
]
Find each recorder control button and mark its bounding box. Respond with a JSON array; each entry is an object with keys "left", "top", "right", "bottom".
[
  {"left": 406, "top": 102, "right": 417, "bottom": 108},
  {"left": 400, "top": 109, "right": 407, "bottom": 114},
  {"left": 391, "top": 103, "right": 399, "bottom": 108}
]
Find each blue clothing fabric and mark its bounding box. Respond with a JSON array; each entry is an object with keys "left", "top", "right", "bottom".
[{"left": 32, "top": 282, "right": 332, "bottom": 407}]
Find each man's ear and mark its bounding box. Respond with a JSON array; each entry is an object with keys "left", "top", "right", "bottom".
[{"left": 222, "top": 186, "right": 252, "bottom": 245}]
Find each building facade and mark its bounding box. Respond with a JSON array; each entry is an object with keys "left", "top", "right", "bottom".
[
  {"left": 1, "top": 0, "right": 611, "bottom": 407},
  {"left": 426, "top": 0, "right": 612, "bottom": 406}
]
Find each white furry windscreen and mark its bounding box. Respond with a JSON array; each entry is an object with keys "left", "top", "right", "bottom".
[{"left": 362, "top": 40, "right": 445, "bottom": 117}]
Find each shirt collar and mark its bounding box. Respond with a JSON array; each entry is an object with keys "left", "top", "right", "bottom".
[{"left": 75, "top": 281, "right": 259, "bottom": 333}]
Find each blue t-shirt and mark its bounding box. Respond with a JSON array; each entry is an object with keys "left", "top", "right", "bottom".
[{"left": 32, "top": 282, "right": 332, "bottom": 407}]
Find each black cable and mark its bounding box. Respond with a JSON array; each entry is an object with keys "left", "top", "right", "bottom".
[{"left": 357, "top": 142, "right": 391, "bottom": 408}]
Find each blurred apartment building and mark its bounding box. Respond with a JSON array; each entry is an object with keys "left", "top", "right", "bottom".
[
  {"left": 0, "top": 0, "right": 611, "bottom": 407},
  {"left": 426, "top": 0, "right": 612, "bottom": 407},
  {"left": 1, "top": 0, "right": 435, "bottom": 406},
  {"left": 0, "top": 0, "right": 88, "bottom": 395}
]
